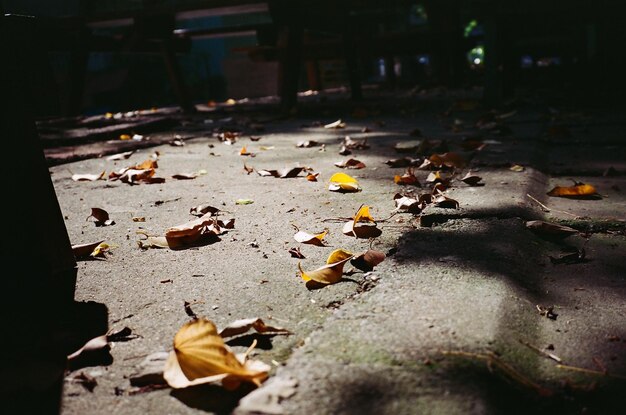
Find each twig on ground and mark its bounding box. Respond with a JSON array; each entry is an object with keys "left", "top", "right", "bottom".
[
  {"left": 519, "top": 339, "right": 563, "bottom": 363},
  {"left": 526, "top": 194, "right": 580, "bottom": 218}
]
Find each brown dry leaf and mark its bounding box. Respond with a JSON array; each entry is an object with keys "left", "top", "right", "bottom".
[
  {"left": 134, "top": 159, "right": 158, "bottom": 170},
  {"left": 324, "top": 119, "right": 345, "bottom": 129},
  {"left": 335, "top": 158, "right": 366, "bottom": 169},
  {"left": 106, "top": 151, "right": 135, "bottom": 161},
  {"left": 296, "top": 140, "right": 320, "bottom": 148},
  {"left": 257, "top": 167, "right": 304, "bottom": 179},
  {"left": 306, "top": 172, "right": 319, "bottom": 182},
  {"left": 165, "top": 213, "right": 234, "bottom": 249},
  {"left": 163, "top": 318, "right": 270, "bottom": 390},
  {"left": 132, "top": 217, "right": 146, "bottom": 222},
  {"left": 189, "top": 204, "right": 220, "bottom": 217},
  {"left": 342, "top": 205, "right": 382, "bottom": 238},
  {"left": 87, "top": 207, "right": 115, "bottom": 226},
  {"left": 525, "top": 220, "right": 579, "bottom": 240},
  {"left": 433, "top": 194, "right": 459, "bottom": 209},
  {"left": 338, "top": 145, "right": 351, "bottom": 156},
  {"left": 172, "top": 173, "right": 198, "bottom": 180},
  {"left": 137, "top": 234, "right": 170, "bottom": 249},
  {"left": 394, "top": 169, "right": 420, "bottom": 186},
  {"left": 218, "top": 318, "right": 291, "bottom": 338},
  {"left": 426, "top": 171, "right": 444, "bottom": 184},
  {"left": 429, "top": 152, "right": 467, "bottom": 169},
  {"left": 385, "top": 157, "right": 419, "bottom": 168},
  {"left": 243, "top": 164, "right": 255, "bottom": 174},
  {"left": 350, "top": 250, "right": 386, "bottom": 272},
  {"left": 547, "top": 182, "right": 599, "bottom": 199},
  {"left": 72, "top": 171, "right": 106, "bottom": 182},
  {"left": 342, "top": 136, "right": 369, "bottom": 150},
  {"left": 460, "top": 172, "right": 484, "bottom": 186},
  {"left": 293, "top": 230, "right": 328, "bottom": 247},
  {"left": 329, "top": 172, "right": 361, "bottom": 192},
  {"left": 288, "top": 247, "right": 305, "bottom": 258},
  {"left": 71, "top": 240, "right": 105, "bottom": 259},
  {"left": 298, "top": 249, "right": 354, "bottom": 288}
]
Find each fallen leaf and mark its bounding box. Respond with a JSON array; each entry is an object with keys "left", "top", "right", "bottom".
[
  {"left": 429, "top": 152, "right": 467, "bottom": 169},
  {"left": 169, "top": 138, "right": 185, "bottom": 146},
  {"left": 510, "top": 164, "right": 525, "bottom": 172},
  {"left": 87, "top": 207, "right": 115, "bottom": 226},
  {"left": 294, "top": 229, "right": 328, "bottom": 246},
  {"left": 306, "top": 172, "right": 319, "bottom": 182},
  {"left": 525, "top": 220, "right": 579, "bottom": 240},
  {"left": 134, "top": 159, "right": 158, "bottom": 170},
  {"left": 433, "top": 194, "right": 459, "bottom": 209},
  {"left": 350, "top": 250, "right": 386, "bottom": 272},
  {"left": 71, "top": 240, "right": 105, "bottom": 259},
  {"left": 324, "top": 119, "right": 345, "bottom": 129},
  {"left": 547, "top": 182, "right": 600, "bottom": 199},
  {"left": 165, "top": 213, "right": 234, "bottom": 248},
  {"left": 298, "top": 249, "right": 354, "bottom": 287},
  {"left": 342, "top": 136, "right": 369, "bottom": 150},
  {"left": 460, "top": 172, "right": 484, "bottom": 186},
  {"left": 90, "top": 242, "right": 112, "bottom": 258},
  {"left": 106, "top": 151, "right": 135, "bottom": 161},
  {"left": 120, "top": 134, "right": 131, "bottom": 140},
  {"left": 257, "top": 167, "right": 304, "bottom": 178},
  {"left": 72, "top": 171, "right": 106, "bottom": 182},
  {"left": 426, "top": 171, "right": 448, "bottom": 185},
  {"left": 385, "top": 157, "right": 419, "bottom": 168},
  {"left": 338, "top": 145, "right": 351, "bottom": 156},
  {"left": 394, "top": 169, "right": 420, "bottom": 186},
  {"left": 335, "top": 158, "right": 366, "bottom": 169},
  {"left": 342, "top": 205, "right": 382, "bottom": 238},
  {"left": 240, "top": 146, "right": 254, "bottom": 156},
  {"left": 288, "top": 247, "right": 305, "bottom": 258},
  {"left": 329, "top": 172, "right": 361, "bottom": 192},
  {"left": 189, "top": 204, "right": 220, "bottom": 217},
  {"left": 296, "top": 140, "right": 320, "bottom": 148},
  {"left": 172, "top": 173, "right": 198, "bottom": 180},
  {"left": 236, "top": 199, "right": 254, "bottom": 205},
  {"left": 250, "top": 136, "right": 262, "bottom": 142},
  {"left": 132, "top": 217, "right": 146, "bottom": 222},
  {"left": 243, "top": 164, "right": 255, "bottom": 174},
  {"left": 259, "top": 146, "right": 274, "bottom": 151},
  {"left": 393, "top": 194, "right": 422, "bottom": 214},
  {"left": 218, "top": 318, "right": 291, "bottom": 338},
  {"left": 163, "top": 318, "right": 270, "bottom": 390}
]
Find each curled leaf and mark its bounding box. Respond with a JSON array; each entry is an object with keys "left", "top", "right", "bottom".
[
  {"left": 433, "top": 194, "right": 459, "bottom": 209},
  {"left": 72, "top": 171, "right": 106, "bottom": 182},
  {"left": 288, "top": 247, "right": 305, "bottom": 258},
  {"left": 342, "top": 136, "right": 369, "bottom": 150},
  {"left": 335, "top": 158, "right": 366, "bottom": 169},
  {"left": 257, "top": 167, "right": 304, "bottom": 178},
  {"left": 306, "top": 172, "right": 319, "bottom": 182},
  {"left": 329, "top": 172, "right": 361, "bottom": 192},
  {"left": 134, "top": 159, "right": 158, "bottom": 170},
  {"left": 172, "top": 173, "right": 198, "bottom": 180},
  {"left": 71, "top": 240, "right": 105, "bottom": 259},
  {"left": 510, "top": 164, "right": 525, "bottom": 172},
  {"left": 324, "top": 119, "right": 345, "bottom": 129},
  {"left": 429, "top": 152, "right": 467, "bottom": 169},
  {"left": 394, "top": 169, "right": 420, "bottom": 186},
  {"left": 350, "top": 250, "right": 386, "bottom": 272},
  {"left": 189, "top": 204, "right": 220, "bottom": 217},
  {"left": 296, "top": 140, "right": 320, "bottom": 148},
  {"left": 385, "top": 157, "right": 419, "bottom": 168},
  {"left": 163, "top": 318, "right": 269, "bottom": 390},
  {"left": 460, "top": 172, "right": 483, "bottom": 186},
  {"left": 298, "top": 249, "right": 354, "bottom": 288},
  {"left": 87, "top": 208, "right": 115, "bottom": 226},
  {"left": 293, "top": 230, "right": 328, "bottom": 246},
  {"left": 219, "top": 318, "right": 291, "bottom": 338},
  {"left": 525, "top": 220, "right": 579, "bottom": 240},
  {"left": 547, "top": 182, "right": 600, "bottom": 199},
  {"left": 90, "top": 242, "right": 111, "bottom": 258},
  {"left": 393, "top": 194, "right": 422, "bottom": 214},
  {"left": 342, "top": 205, "right": 381, "bottom": 238},
  {"left": 165, "top": 213, "right": 233, "bottom": 248}
]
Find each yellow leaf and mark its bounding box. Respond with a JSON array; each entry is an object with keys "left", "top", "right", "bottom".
[
  {"left": 90, "top": 242, "right": 110, "bottom": 258},
  {"left": 547, "top": 183, "right": 598, "bottom": 199},
  {"left": 119, "top": 134, "right": 131, "bottom": 140},
  {"left": 298, "top": 249, "right": 354, "bottom": 286},
  {"left": 353, "top": 205, "right": 375, "bottom": 223},
  {"left": 163, "top": 318, "right": 269, "bottom": 390},
  {"left": 329, "top": 172, "right": 360, "bottom": 192},
  {"left": 134, "top": 159, "right": 158, "bottom": 170},
  {"left": 343, "top": 205, "right": 381, "bottom": 238},
  {"left": 429, "top": 152, "right": 466, "bottom": 168},
  {"left": 510, "top": 164, "right": 525, "bottom": 172},
  {"left": 71, "top": 240, "right": 105, "bottom": 258}
]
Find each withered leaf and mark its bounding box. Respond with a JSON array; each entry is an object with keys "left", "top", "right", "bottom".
[
  {"left": 243, "top": 163, "right": 255, "bottom": 174},
  {"left": 385, "top": 157, "right": 419, "bottom": 168},
  {"left": 525, "top": 220, "right": 579, "bottom": 240},
  {"left": 165, "top": 213, "right": 234, "bottom": 249},
  {"left": 257, "top": 167, "right": 304, "bottom": 178},
  {"left": 296, "top": 140, "right": 320, "bottom": 148},
  {"left": 240, "top": 146, "right": 254, "bottom": 156},
  {"left": 433, "top": 194, "right": 459, "bottom": 209},
  {"left": 90, "top": 242, "right": 111, "bottom": 258},
  {"left": 394, "top": 169, "right": 420, "bottom": 186},
  {"left": 510, "top": 164, "right": 525, "bottom": 172},
  {"left": 335, "top": 158, "right": 366, "bottom": 169},
  {"left": 350, "top": 250, "right": 386, "bottom": 272},
  {"left": 172, "top": 173, "right": 197, "bottom": 180},
  {"left": 547, "top": 182, "right": 600, "bottom": 199},
  {"left": 306, "top": 172, "right": 319, "bottom": 182},
  {"left": 250, "top": 136, "right": 262, "bottom": 142},
  {"left": 134, "top": 159, "right": 158, "bottom": 170},
  {"left": 329, "top": 172, "right": 361, "bottom": 192},
  {"left": 338, "top": 145, "right": 351, "bottom": 156},
  {"left": 429, "top": 152, "right": 467, "bottom": 169},
  {"left": 324, "top": 119, "right": 345, "bottom": 129},
  {"left": 393, "top": 194, "right": 423, "bottom": 214},
  {"left": 460, "top": 172, "right": 484, "bottom": 186},
  {"left": 293, "top": 230, "right": 328, "bottom": 246},
  {"left": 288, "top": 247, "right": 305, "bottom": 258},
  {"left": 189, "top": 204, "right": 220, "bottom": 217},
  {"left": 342, "top": 136, "right": 369, "bottom": 150},
  {"left": 342, "top": 205, "right": 381, "bottom": 238},
  {"left": 163, "top": 318, "right": 270, "bottom": 390},
  {"left": 71, "top": 240, "right": 105, "bottom": 259},
  {"left": 106, "top": 151, "right": 135, "bottom": 161},
  {"left": 298, "top": 249, "right": 354, "bottom": 288},
  {"left": 218, "top": 318, "right": 291, "bottom": 338},
  {"left": 87, "top": 207, "right": 115, "bottom": 226},
  {"left": 72, "top": 171, "right": 106, "bottom": 182}
]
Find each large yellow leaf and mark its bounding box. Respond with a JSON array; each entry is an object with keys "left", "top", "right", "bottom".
[
  {"left": 298, "top": 249, "right": 354, "bottom": 286},
  {"left": 329, "top": 172, "right": 360, "bottom": 192},
  {"left": 163, "top": 318, "right": 269, "bottom": 390},
  {"left": 342, "top": 205, "right": 381, "bottom": 238}
]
